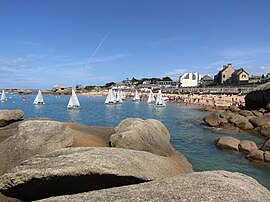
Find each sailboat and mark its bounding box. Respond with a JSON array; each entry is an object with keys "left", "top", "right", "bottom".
[
  {"left": 115, "top": 90, "right": 123, "bottom": 104},
  {"left": 105, "top": 89, "right": 116, "bottom": 104},
  {"left": 155, "top": 90, "right": 166, "bottom": 107},
  {"left": 1, "top": 90, "right": 7, "bottom": 102},
  {"left": 147, "top": 89, "right": 155, "bottom": 104},
  {"left": 33, "top": 90, "right": 45, "bottom": 105},
  {"left": 120, "top": 90, "right": 126, "bottom": 100},
  {"left": 67, "top": 89, "right": 80, "bottom": 109},
  {"left": 132, "top": 90, "right": 140, "bottom": 101}
]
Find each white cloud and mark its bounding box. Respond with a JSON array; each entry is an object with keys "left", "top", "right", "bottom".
[
  {"left": 20, "top": 41, "right": 40, "bottom": 47},
  {"left": 147, "top": 36, "right": 197, "bottom": 47},
  {"left": 218, "top": 48, "right": 270, "bottom": 59},
  {"left": 245, "top": 66, "right": 270, "bottom": 76},
  {"left": 166, "top": 68, "right": 187, "bottom": 78},
  {"left": 0, "top": 56, "right": 31, "bottom": 63},
  {"left": 89, "top": 53, "right": 130, "bottom": 63}
]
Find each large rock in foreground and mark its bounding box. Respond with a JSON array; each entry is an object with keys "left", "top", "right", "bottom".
[
  {"left": 110, "top": 118, "right": 193, "bottom": 173},
  {"left": 245, "top": 82, "right": 270, "bottom": 110},
  {"left": 0, "top": 110, "right": 24, "bottom": 127},
  {"left": 39, "top": 171, "right": 270, "bottom": 202},
  {"left": 0, "top": 120, "right": 73, "bottom": 175},
  {"left": 0, "top": 147, "right": 182, "bottom": 201},
  {"left": 64, "top": 122, "right": 114, "bottom": 147}
]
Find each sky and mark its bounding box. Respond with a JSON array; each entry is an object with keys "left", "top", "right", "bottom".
[{"left": 1, "top": 0, "right": 270, "bottom": 89}]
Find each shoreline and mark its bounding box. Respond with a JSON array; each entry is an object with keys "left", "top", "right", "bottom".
[{"left": 80, "top": 91, "right": 245, "bottom": 108}]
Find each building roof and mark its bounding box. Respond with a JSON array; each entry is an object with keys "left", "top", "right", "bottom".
[
  {"left": 232, "top": 68, "right": 249, "bottom": 76},
  {"left": 201, "top": 75, "right": 213, "bottom": 81}
]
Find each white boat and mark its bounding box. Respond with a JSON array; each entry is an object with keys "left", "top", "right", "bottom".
[
  {"left": 132, "top": 90, "right": 140, "bottom": 101},
  {"left": 120, "top": 90, "right": 126, "bottom": 100},
  {"left": 105, "top": 89, "right": 116, "bottom": 104},
  {"left": 155, "top": 90, "right": 166, "bottom": 107},
  {"left": 115, "top": 91, "right": 123, "bottom": 104},
  {"left": 147, "top": 89, "right": 155, "bottom": 104},
  {"left": 33, "top": 90, "right": 45, "bottom": 105},
  {"left": 1, "top": 90, "right": 7, "bottom": 102},
  {"left": 67, "top": 89, "right": 80, "bottom": 109}
]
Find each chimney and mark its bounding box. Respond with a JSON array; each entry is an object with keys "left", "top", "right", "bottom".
[{"left": 228, "top": 63, "right": 232, "bottom": 68}]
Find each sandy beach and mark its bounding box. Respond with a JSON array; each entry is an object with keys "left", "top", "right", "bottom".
[{"left": 80, "top": 91, "right": 245, "bottom": 108}]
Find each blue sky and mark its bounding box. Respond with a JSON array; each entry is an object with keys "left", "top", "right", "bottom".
[{"left": 1, "top": 0, "right": 270, "bottom": 89}]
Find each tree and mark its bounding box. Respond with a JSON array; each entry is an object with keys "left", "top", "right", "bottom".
[
  {"left": 85, "top": 85, "right": 96, "bottom": 90},
  {"left": 131, "top": 77, "right": 138, "bottom": 85},
  {"left": 162, "top": 76, "right": 172, "bottom": 81},
  {"left": 105, "top": 82, "right": 116, "bottom": 88},
  {"left": 150, "top": 77, "right": 162, "bottom": 84}
]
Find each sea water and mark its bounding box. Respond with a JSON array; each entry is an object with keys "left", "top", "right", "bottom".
[{"left": 1, "top": 93, "right": 270, "bottom": 189}]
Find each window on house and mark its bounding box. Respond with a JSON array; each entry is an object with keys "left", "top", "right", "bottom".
[
  {"left": 242, "top": 75, "right": 246, "bottom": 78},
  {"left": 223, "top": 75, "right": 225, "bottom": 78},
  {"left": 184, "top": 74, "right": 189, "bottom": 79}
]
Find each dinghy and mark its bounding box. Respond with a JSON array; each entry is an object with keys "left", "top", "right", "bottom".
[
  {"left": 132, "top": 90, "right": 140, "bottom": 102},
  {"left": 33, "top": 90, "right": 45, "bottom": 105},
  {"left": 67, "top": 89, "right": 80, "bottom": 109},
  {"left": 155, "top": 90, "right": 166, "bottom": 107},
  {"left": 147, "top": 89, "right": 155, "bottom": 104},
  {"left": 105, "top": 89, "right": 116, "bottom": 104},
  {"left": 0, "top": 90, "right": 7, "bottom": 102},
  {"left": 115, "top": 90, "right": 123, "bottom": 104}
]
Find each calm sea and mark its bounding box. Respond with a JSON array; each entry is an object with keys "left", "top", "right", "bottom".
[{"left": 1, "top": 93, "right": 270, "bottom": 189}]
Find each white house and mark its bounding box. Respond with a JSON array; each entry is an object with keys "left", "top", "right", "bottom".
[{"left": 179, "top": 72, "right": 201, "bottom": 87}]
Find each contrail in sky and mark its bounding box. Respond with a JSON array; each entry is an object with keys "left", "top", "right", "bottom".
[{"left": 85, "top": 35, "right": 107, "bottom": 68}]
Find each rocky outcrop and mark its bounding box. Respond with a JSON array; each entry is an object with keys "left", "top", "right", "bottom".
[
  {"left": 39, "top": 171, "right": 270, "bottom": 202},
  {"left": 227, "top": 114, "right": 247, "bottom": 125},
  {"left": 0, "top": 147, "right": 183, "bottom": 201},
  {"left": 110, "top": 118, "right": 193, "bottom": 173},
  {"left": 260, "top": 123, "right": 270, "bottom": 137},
  {"left": 0, "top": 120, "right": 73, "bottom": 175},
  {"left": 203, "top": 113, "right": 227, "bottom": 127},
  {"left": 246, "top": 149, "right": 265, "bottom": 161},
  {"left": 216, "top": 136, "right": 241, "bottom": 151},
  {"left": 203, "top": 106, "right": 270, "bottom": 141},
  {"left": 214, "top": 136, "right": 270, "bottom": 164},
  {"left": 245, "top": 82, "right": 270, "bottom": 110},
  {"left": 260, "top": 138, "right": 270, "bottom": 151},
  {"left": 249, "top": 114, "right": 270, "bottom": 128},
  {"left": 227, "top": 105, "right": 241, "bottom": 112},
  {"left": 235, "top": 120, "right": 254, "bottom": 130},
  {"left": 264, "top": 151, "right": 270, "bottom": 162},
  {"left": 0, "top": 110, "right": 24, "bottom": 127},
  {"left": 251, "top": 110, "right": 264, "bottom": 117},
  {"left": 0, "top": 118, "right": 53, "bottom": 143},
  {"left": 64, "top": 122, "right": 114, "bottom": 147},
  {"left": 239, "top": 110, "right": 254, "bottom": 117},
  {"left": 239, "top": 140, "right": 258, "bottom": 153}
]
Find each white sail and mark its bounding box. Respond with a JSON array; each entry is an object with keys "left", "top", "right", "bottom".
[
  {"left": 67, "top": 89, "right": 80, "bottom": 109},
  {"left": 115, "top": 91, "right": 123, "bottom": 104},
  {"left": 132, "top": 90, "right": 140, "bottom": 101},
  {"left": 33, "top": 90, "right": 45, "bottom": 105},
  {"left": 155, "top": 90, "right": 166, "bottom": 107},
  {"left": 147, "top": 89, "right": 155, "bottom": 104},
  {"left": 1, "top": 90, "right": 7, "bottom": 101},
  {"left": 120, "top": 90, "right": 126, "bottom": 100},
  {"left": 105, "top": 89, "right": 115, "bottom": 104},
  {"left": 112, "top": 90, "right": 117, "bottom": 102}
]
